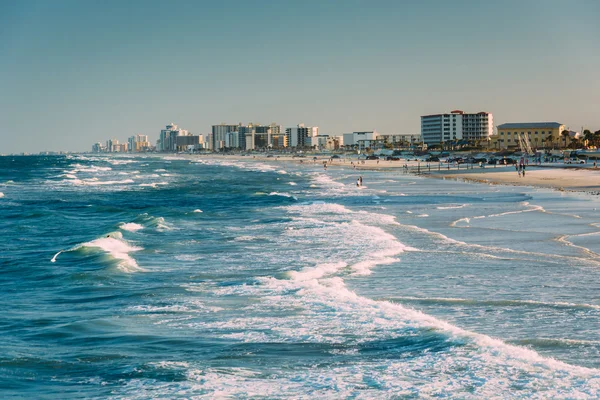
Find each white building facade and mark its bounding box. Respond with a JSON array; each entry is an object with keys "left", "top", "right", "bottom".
[
  {"left": 159, "top": 123, "right": 190, "bottom": 152},
  {"left": 421, "top": 110, "right": 492, "bottom": 146},
  {"left": 285, "top": 124, "right": 319, "bottom": 148},
  {"left": 128, "top": 134, "right": 151, "bottom": 152},
  {"left": 342, "top": 131, "right": 376, "bottom": 149}
]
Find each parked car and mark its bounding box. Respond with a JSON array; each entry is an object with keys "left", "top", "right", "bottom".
[
  {"left": 386, "top": 156, "right": 400, "bottom": 161},
  {"left": 566, "top": 158, "right": 585, "bottom": 164},
  {"left": 425, "top": 156, "right": 440, "bottom": 162},
  {"left": 366, "top": 155, "right": 380, "bottom": 160},
  {"left": 331, "top": 155, "right": 341, "bottom": 159},
  {"left": 447, "top": 157, "right": 464, "bottom": 164}
]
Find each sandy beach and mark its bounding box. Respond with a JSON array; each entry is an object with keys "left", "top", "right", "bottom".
[{"left": 426, "top": 166, "right": 600, "bottom": 193}]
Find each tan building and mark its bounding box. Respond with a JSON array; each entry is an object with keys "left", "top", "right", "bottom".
[{"left": 491, "top": 122, "right": 566, "bottom": 150}]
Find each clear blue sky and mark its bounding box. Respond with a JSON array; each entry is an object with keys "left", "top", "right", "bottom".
[{"left": 1, "top": 0, "right": 599, "bottom": 153}]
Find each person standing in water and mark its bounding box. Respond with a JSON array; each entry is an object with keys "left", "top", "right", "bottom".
[
  {"left": 359, "top": 176, "right": 363, "bottom": 186},
  {"left": 356, "top": 178, "right": 360, "bottom": 187}
]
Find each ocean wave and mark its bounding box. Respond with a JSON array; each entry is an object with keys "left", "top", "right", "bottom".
[
  {"left": 80, "top": 232, "right": 144, "bottom": 272},
  {"left": 139, "top": 182, "right": 169, "bottom": 188},
  {"left": 384, "top": 296, "right": 600, "bottom": 310},
  {"left": 51, "top": 232, "right": 144, "bottom": 272},
  {"left": 75, "top": 179, "right": 134, "bottom": 186},
  {"left": 268, "top": 192, "right": 298, "bottom": 200},
  {"left": 120, "top": 222, "right": 144, "bottom": 232},
  {"left": 437, "top": 204, "right": 469, "bottom": 210}
]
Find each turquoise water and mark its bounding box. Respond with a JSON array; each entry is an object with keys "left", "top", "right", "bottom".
[{"left": 0, "top": 154, "right": 599, "bottom": 398}]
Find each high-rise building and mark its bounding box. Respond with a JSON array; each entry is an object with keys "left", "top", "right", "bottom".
[
  {"left": 159, "top": 123, "right": 189, "bottom": 152},
  {"left": 106, "top": 138, "right": 119, "bottom": 152},
  {"left": 212, "top": 124, "right": 240, "bottom": 151},
  {"left": 128, "top": 134, "right": 151, "bottom": 152},
  {"left": 285, "top": 124, "right": 319, "bottom": 148},
  {"left": 92, "top": 142, "right": 105, "bottom": 153},
  {"left": 421, "top": 110, "right": 493, "bottom": 146}
]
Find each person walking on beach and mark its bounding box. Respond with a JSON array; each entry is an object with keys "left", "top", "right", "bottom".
[{"left": 522, "top": 165, "right": 526, "bottom": 177}]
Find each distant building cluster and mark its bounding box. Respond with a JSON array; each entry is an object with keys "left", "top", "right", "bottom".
[
  {"left": 89, "top": 110, "right": 586, "bottom": 154},
  {"left": 93, "top": 135, "right": 151, "bottom": 153},
  {"left": 91, "top": 121, "right": 420, "bottom": 154}
]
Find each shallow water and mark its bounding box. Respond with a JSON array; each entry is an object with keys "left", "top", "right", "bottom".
[{"left": 0, "top": 154, "right": 598, "bottom": 398}]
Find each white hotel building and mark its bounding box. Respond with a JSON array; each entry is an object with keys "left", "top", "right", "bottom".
[{"left": 421, "top": 110, "right": 493, "bottom": 146}]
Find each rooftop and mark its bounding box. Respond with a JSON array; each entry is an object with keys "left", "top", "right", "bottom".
[{"left": 497, "top": 122, "right": 563, "bottom": 129}]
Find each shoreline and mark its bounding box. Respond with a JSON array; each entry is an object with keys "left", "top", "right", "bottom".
[
  {"left": 184, "top": 154, "right": 600, "bottom": 195},
  {"left": 99, "top": 152, "right": 600, "bottom": 195}
]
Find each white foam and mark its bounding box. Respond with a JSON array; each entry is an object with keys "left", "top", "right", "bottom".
[
  {"left": 82, "top": 232, "right": 144, "bottom": 272},
  {"left": 437, "top": 204, "right": 469, "bottom": 210},
  {"left": 289, "top": 182, "right": 297, "bottom": 186},
  {"left": 268, "top": 192, "right": 298, "bottom": 200},
  {"left": 120, "top": 222, "right": 144, "bottom": 232},
  {"left": 82, "top": 179, "right": 134, "bottom": 186},
  {"left": 50, "top": 250, "right": 62, "bottom": 262},
  {"left": 193, "top": 209, "right": 203, "bottom": 213}
]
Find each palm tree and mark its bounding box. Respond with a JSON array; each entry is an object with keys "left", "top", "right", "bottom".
[
  {"left": 584, "top": 129, "right": 593, "bottom": 148},
  {"left": 561, "top": 130, "right": 570, "bottom": 148}
]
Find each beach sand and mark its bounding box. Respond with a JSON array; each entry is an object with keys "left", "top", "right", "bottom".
[{"left": 426, "top": 166, "right": 600, "bottom": 193}]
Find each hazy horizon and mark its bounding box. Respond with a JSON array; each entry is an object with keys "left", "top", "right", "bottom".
[{"left": 1, "top": 0, "right": 599, "bottom": 153}]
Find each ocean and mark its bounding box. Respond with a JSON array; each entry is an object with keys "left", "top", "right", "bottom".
[{"left": 0, "top": 154, "right": 598, "bottom": 399}]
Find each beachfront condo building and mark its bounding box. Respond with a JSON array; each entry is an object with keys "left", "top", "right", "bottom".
[
  {"left": 128, "top": 134, "right": 151, "bottom": 153},
  {"left": 92, "top": 142, "right": 105, "bottom": 153},
  {"left": 493, "top": 122, "right": 566, "bottom": 150},
  {"left": 286, "top": 124, "right": 319, "bottom": 148},
  {"left": 342, "top": 131, "right": 376, "bottom": 150},
  {"left": 421, "top": 110, "right": 493, "bottom": 146},
  {"left": 376, "top": 133, "right": 421, "bottom": 148},
  {"left": 159, "top": 123, "right": 190, "bottom": 152},
  {"left": 212, "top": 124, "right": 240, "bottom": 151},
  {"left": 212, "top": 123, "right": 283, "bottom": 151},
  {"left": 241, "top": 123, "right": 282, "bottom": 151}
]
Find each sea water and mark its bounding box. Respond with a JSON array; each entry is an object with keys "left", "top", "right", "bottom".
[{"left": 0, "top": 154, "right": 598, "bottom": 398}]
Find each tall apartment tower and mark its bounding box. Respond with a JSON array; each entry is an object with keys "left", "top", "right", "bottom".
[
  {"left": 285, "top": 124, "right": 319, "bottom": 148},
  {"left": 128, "top": 134, "right": 150, "bottom": 152},
  {"left": 212, "top": 124, "right": 240, "bottom": 151},
  {"left": 421, "top": 110, "right": 493, "bottom": 146}
]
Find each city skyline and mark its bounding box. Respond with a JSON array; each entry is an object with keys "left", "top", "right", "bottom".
[{"left": 1, "top": 0, "right": 599, "bottom": 154}]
